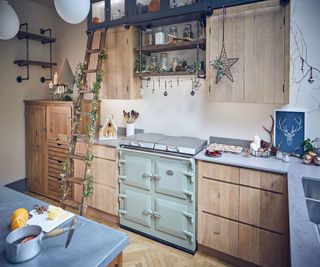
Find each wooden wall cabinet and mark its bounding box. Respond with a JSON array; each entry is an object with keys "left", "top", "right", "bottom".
[
  {"left": 73, "top": 142, "right": 118, "bottom": 217},
  {"left": 25, "top": 101, "right": 73, "bottom": 200},
  {"left": 198, "top": 161, "right": 289, "bottom": 267},
  {"left": 206, "top": 0, "right": 290, "bottom": 104},
  {"left": 102, "top": 26, "right": 141, "bottom": 99}
]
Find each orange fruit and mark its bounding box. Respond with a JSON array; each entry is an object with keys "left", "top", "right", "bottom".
[
  {"left": 11, "top": 208, "right": 29, "bottom": 222},
  {"left": 11, "top": 216, "right": 27, "bottom": 231}
]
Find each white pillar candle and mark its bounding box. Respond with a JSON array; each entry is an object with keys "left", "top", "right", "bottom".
[
  {"left": 253, "top": 135, "right": 261, "bottom": 148},
  {"left": 53, "top": 72, "right": 58, "bottom": 85}
]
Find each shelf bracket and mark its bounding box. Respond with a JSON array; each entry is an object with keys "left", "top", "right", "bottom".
[{"left": 16, "top": 23, "right": 29, "bottom": 83}]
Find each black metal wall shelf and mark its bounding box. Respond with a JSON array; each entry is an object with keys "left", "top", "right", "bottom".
[
  {"left": 135, "top": 38, "right": 206, "bottom": 53},
  {"left": 17, "top": 31, "right": 56, "bottom": 44},
  {"left": 14, "top": 23, "right": 56, "bottom": 83},
  {"left": 14, "top": 60, "right": 57, "bottom": 68}
]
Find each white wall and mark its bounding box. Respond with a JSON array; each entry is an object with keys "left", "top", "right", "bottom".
[{"left": 0, "top": 0, "right": 55, "bottom": 185}]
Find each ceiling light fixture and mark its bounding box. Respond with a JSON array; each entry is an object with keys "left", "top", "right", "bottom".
[
  {"left": 0, "top": 0, "right": 20, "bottom": 40},
  {"left": 54, "top": 0, "right": 90, "bottom": 24}
]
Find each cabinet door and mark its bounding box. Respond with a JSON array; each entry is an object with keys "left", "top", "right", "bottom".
[
  {"left": 25, "top": 105, "right": 47, "bottom": 194},
  {"left": 239, "top": 186, "right": 284, "bottom": 233},
  {"left": 154, "top": 198, "right": 189, "bottom": 240},
  {"left": 103, "top": 27, "right": 140, "bottom": 99},
  {"left": 46, "top": 105, "right": 71, "bottom": 142},
  {"left": 89, "top": 183, "right": 118, "bottom": 215},
  {"left": 121, "top": 189, "right": 153, "bottom": 228},
  {"left": 154, "top": 157, "right": 191, "bottom": 200},
  {"left": 239, "top": 224, "right": 286, "bottom": 267},
  {"left": 198, "top": 213, "right": 239, "bottom": 257},
  {"left": 91, "top": 157, "right": 117, "bottom": 188},
  {"left": 201, "top": 178, "right": 239, "bottom": 220},
  {"left": 206, "top": 1, "right": 289, "bottom": 104},
  {"left": 122, "top": 152, "right": 152, "bottom": 191}
]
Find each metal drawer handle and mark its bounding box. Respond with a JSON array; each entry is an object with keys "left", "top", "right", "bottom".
[
  {"left": 153, "top": 212, "right": 161, "bottom": 219},
  {"left": 142, "top": 173, "right": 152, "bottom": 179},
  {"left": 143, "top": 209, "right": 153, "bottom": 217},
  {"left": 153, "top": 175, "right": 161, "bottom": 181}
]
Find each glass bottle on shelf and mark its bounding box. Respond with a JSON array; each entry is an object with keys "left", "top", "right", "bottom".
[
  {"left": 160, "top": 53, "right": 168, "bottom": 71},
  {"left": 172, "top": 57, "right": 178, "bottom": 72},
  {"left": 183, "top": 23, "right": 193, "bottom": 39},
  {"left": 110, "top": 0, "right": 125, "bottom": 20},
  {"left": 144, "top": 29, "right": 154, "bottom": 46},
  {"left": 168, "top": 26, "right": 178, "bottom": 43},
  {"left": 155, "top": 27, "right": 166, "bottom": 45},
  {"left": 149, "top": 55, "right": 158, "bottom": 72}
]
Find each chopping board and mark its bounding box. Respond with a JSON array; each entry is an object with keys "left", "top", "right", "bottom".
[{"left": 28, "top": 209, "right": 74, "bottom": 233}]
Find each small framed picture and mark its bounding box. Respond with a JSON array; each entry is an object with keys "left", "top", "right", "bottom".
[{"left": 274, "top": 110, "right": 305, "bottom": 154}]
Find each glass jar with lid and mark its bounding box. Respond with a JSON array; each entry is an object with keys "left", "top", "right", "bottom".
[
  {"left": 144, "top": 29, "right": 154, "bottom": 46},
  {"left": 168, "top": 26, "right": 178, "bottom": 43},
  {"left": 149, "top": 55, "right": 158, "bottom": 72},
  {"left": 155, "top": 27, "right": 165, "bottom": 45},
  {"left": 183, "top": 23, "right": 193, "bottom": 39},
  {"left": 160, "top": 53, "right": 168, "bottom": 71}
]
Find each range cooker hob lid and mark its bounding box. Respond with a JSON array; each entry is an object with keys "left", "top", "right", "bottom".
[{"left": 120, "top": 133, "right": 207, "bottom": 155}]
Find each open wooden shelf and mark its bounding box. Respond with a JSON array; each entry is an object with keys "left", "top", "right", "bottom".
[
  {"left": 17, "top": 31, "right": 56, "bottom": 44},
  {"left": 14, "top": 60, "right": 57, "bottom": 68},
  {"left": 135, "top": 38, "right": 206, "bottom": 53},
  {"left": 135, "top": 71, "right": 204, "bottom": 77}
]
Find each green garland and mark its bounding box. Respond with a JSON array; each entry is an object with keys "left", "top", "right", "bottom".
[{"left": 60, "top": 51, "right": 107, "bottom": 205}]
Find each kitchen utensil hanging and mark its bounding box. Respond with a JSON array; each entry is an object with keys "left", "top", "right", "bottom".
[{"left": 209, "top": 7, "right": 239, "bottom": 84}]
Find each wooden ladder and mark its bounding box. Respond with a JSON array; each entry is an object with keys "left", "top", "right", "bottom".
[{"left": 60, "top": 29, "right": 106, "bottom": 216}]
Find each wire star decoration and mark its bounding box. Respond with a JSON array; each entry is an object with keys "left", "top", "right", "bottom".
[{"left": 210, "top": 42, "right": 239, "bottom": 84}]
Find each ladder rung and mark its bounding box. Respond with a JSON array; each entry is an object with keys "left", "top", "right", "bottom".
[
  {"left": 76, "top": 111, "right": 91, "bottom": 116},
  {"left": 78, "top": 90, "right": 93, "bottom": 94},
  {"left": 66, "top": 177, "right": 84, "bottom": 185},
  {"left": 73, "top": 134, "right": 89, "bottom": 141},
  {"left": 86, "top": 49, "right": 100, "bottom": 54},
  {"left": 70, "top": 154, "right": 86, "bottom": 161},
  {"left": 83, "top": 69, "right": 97, "bottom": 74},
  {"left": 61, "top": 199, "right": 81, "bottom": 209}
]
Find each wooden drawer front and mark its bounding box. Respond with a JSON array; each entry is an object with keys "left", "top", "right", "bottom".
[
  {"left": 48, "top": 177, "right": 71, "bottom": 200},
  {"left": 240, "top": 168, "right": 284, "bottom": 193},
  {"left": 239, "top": 224, "right": 285, "bottom": 267},
  {"left": 199, "top": 213, "right": 239, "bottom": 257},
  {"left": 74, "top": 158, "right": 117, "bottom": 188},
  {"left": 75, "top": 183, "right": 118, "bottom": 215},
  {"left": 199, "top": 161, "right": 239, "bottom": 184},
  {"left": 48, "top": 141, "right": 68, "bottom": 180},
  {"left": 93, "top": 145, "right": 116, "bottom": 160},
  {"left": 91, "top": 158, "right": 117, "bottom": 188},
  {"left": 239, "top": 186, "right": 284, "bottom": 233},
  {"left": 202, "top": 179, "right": 239, "bottom": 220},
  {"left": 75, "top": 142, "right": 116, "bottom": 161}
]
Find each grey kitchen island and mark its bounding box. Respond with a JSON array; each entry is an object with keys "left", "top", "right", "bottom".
[{"left": 0, "top": 186, "right": 128, "bottom": 267}]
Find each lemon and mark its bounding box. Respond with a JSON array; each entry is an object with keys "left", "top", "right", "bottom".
[
  {"left": 48, "top": 210, "right": 58, "bottom": 220},
  {"left": 47, "top": 205, "right": 62, "bottom": 220}
]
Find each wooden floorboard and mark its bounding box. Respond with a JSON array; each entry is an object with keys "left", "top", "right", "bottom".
[{"left": 26, "top": 192, "right": 232, "bottom": 267}]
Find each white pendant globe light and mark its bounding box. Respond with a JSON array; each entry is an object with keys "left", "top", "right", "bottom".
[
  {"left": 54, "top": 0, "right": 90, "bottom": 24},
  {"left": 0, "top": 0, "right": 20, "bottom": 40}
]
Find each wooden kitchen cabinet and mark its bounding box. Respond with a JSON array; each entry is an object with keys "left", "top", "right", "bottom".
[
  {"left": 197, "top": 161, "right": 289, "bottom": 266},
  {"left": 25, "top": 101, "right": 73, "bottom": 200},
  {"left": 206, "top": 0, "right": 290, "bottom": 104},
  {"left": 102, "top": 26, "right": 140, "bottom": 99},
  {"left": 73, "top": 142, "right": 118, "bottom": 217},
  {"left": 25, "top": 104, "right": 47, "bottom": 194}
]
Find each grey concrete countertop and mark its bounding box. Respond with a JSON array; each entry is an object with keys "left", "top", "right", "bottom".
[
  {"left": 94, "top": 138, "right": 122, "bottom": 148},
  {"left": 195, "top": 149, "right": 320, "bottom": 267},
  {"left": 0, "top": 186, "right": 128, "bottom": 267}
]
